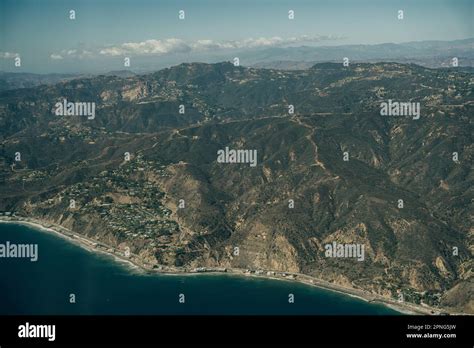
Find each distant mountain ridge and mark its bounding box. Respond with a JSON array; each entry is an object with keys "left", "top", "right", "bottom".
[
  {"left": 1, "top": 38, "right": 472, "bottom": 80},
  {"left": 0, "top": 70, "right": 137, "bottom": 92},
  {"left": 248, "top": 38, "right": 474, "bottom": 69},
  {"left": 0, "top": 72, "right": 79, "bottom": 92}
]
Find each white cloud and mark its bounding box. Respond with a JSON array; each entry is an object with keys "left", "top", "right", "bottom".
[
  {"left": 50, "top": 54, "right": 64, "bottom": 60},
  {"left": 99, "top": 38, "right": 190, "bottom": 56},
  {"left": 52, "top": 35, "right": 344, "bottom": 59},
  {"left": 189, "top": 35, "right": 341, "bottom": 51},
  {"left": 49, "top": 49, "right": 93, "bottom": 60},
  {"left": 0, "top": 52, "right": 20, "bottom": 59}
]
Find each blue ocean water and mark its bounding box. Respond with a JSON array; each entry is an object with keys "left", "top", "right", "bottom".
[{"left": 0, "top": 223, "right": 399, "bottom": 315}]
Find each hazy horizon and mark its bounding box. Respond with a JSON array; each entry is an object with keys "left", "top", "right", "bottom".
[
  {"left": 1, "top": 37, "right": 473, "bottom": 76},
  {"left": 1, "top": 0, "right": 472, "bottom": 74}
]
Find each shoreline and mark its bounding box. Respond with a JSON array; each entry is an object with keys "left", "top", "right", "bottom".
[{"left": 0, "top": 216, "right": 453, "bottom": 315}]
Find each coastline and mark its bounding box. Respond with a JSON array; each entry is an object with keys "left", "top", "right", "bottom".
[{"left": 0, "top": 215, "right": 451, "bottom": 315}]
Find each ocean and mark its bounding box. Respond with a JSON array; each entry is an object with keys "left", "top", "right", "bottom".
[{"left": 0, "top": 222, "right": 399, "bottom": 315}]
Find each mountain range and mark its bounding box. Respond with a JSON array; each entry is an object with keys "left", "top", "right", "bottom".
[{"left": 0, "top": 61, "right": 472, "bottom": 313}]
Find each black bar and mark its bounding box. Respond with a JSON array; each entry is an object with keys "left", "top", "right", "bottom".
[{"left": 0, "top": 315, "right": 472, "bottom": 346}]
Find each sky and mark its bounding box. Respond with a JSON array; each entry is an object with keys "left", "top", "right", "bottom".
[{"left": 0, "top": 0, "right": 472, "bottom": 73}]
